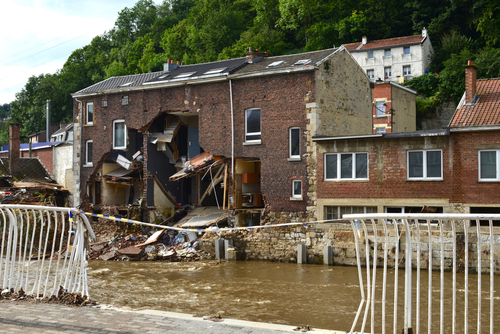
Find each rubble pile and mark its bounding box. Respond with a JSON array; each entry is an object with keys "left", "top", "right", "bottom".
[
  {"left": 0, "top": 287, "right": 98, "bottom": 307},
  {"left": 89, "top": 229, "right": 210, "bottom": 262}
]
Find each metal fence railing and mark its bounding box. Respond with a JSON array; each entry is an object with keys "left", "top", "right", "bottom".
[
  {"left": 343, "top": 213, "right": 499, "bottom": 334},
  {"left": 0, "top": 205, "right": 95, "bottom": 299}
]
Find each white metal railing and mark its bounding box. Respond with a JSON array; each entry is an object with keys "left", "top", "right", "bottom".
[
  {"left": 343, "top": 213, "right": 499, "bottom": 334},
  {"left": 0, "top": 205, "right": 95, "bottom": 298}
]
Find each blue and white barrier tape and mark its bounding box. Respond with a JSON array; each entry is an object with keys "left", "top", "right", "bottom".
[{"left": 72, "top": 210, "right": 343, "bottom": 233}]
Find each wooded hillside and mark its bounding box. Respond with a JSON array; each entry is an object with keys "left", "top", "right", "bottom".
[{"left": 4, "top": 0, "right": 500, "bottom": 143}]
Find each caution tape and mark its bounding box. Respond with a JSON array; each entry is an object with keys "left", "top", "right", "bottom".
[{"left": 72, "top": 210, "right": 344, "bottom": 233}]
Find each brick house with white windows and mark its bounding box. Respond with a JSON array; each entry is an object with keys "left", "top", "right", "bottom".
[
  {"left": 314, "top": 60, "right": 500, "bottom": 223},
  {"left": 343, "top": 29, "right": 434, "bottom": 83},
  {"left": 72, "top": 47, "right": 373, "bottom": 225}
]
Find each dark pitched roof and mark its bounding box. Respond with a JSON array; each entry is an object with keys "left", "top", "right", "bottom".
[
  {"left": 74, "top": 72, "right": 163, "bottom": 95},
  {"left": 344, "top": 35, "right": 425, "bottom": 52},
  {"left": 0, "top": 158, "right": 53, "bottom": 183},
  {"left": 73, "top": 58, "right": 248, "bottom": 95},
  {"left": 450, "top": 78, "right": 500, "bottom": 128},
  {"left": 234, "top": 48, "right": 338, "bottom": 75},
  {"left": 144, "top": 57, "right": 247, "bottom": 84},
  {"left": 51, "top": 123, "right": 73, "bottom": 137}
]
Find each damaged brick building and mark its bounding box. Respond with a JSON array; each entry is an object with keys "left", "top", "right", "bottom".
[{"left": 71, "top": 46, "right": 373, "bottom": 225}]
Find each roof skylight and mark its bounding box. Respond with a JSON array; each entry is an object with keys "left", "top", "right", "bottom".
[
  {"left": 293, "top": 59, "right": 311, "bottom": 66},
  {"left": 204, "top": 67, "right": 227, "bottom": 75},
  {"left": 157, "top": 74, "right": 169, "bottom": 79},
  {"left": 174, "top": 72, "right": 197, "bottom": 78},
  {"left": 267, "top": 61, "right": 285, "bottom": 68},
  {"left": 120, "top": 81, "right": 135, "bottom": 87}
]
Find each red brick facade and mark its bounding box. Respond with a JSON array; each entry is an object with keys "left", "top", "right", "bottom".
[
  {"left": 316, "top": 130, "right": 500, "bottom": 213},
  {"left": 76, "top": 72, "right": 312, "bottom": 213}
]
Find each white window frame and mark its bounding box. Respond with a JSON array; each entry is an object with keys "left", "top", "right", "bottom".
[
  {"left": 245, "top": 108, "right": 261, "bottom": 143},
  {"left": 324, "top": 152, "right": 369, "bottom": 181},
  {"left": 375, "top": 101, "right": 386, "bottom": 116},
  {"left": 407, "top": 150, "right": 443, "bottom": 180},
  {"left": 375, "top": 126, "right": 386, "bottom": 134},
  {"left": 292, "top": 179, "right": 302, "bottom": 199},
  {"left": 367, "top": 69, "right": 374, "bottom": 80},
  {"left": 367, "top": 51, "right": 374, "bottom": 59},
  {"left": 403, "top": 65, "right": 411, "bottom": 76},
  {"left": 324, "top": 206, "right": 377, "bottom": 220},
  {"left": 289, "top": 127, "right": 300, "bottom": 159},
  {"left": 113, "top": 119, "right": 127, "bottom": 150},
  {"left": 384, "top": 67, "right": 391, "bottom": 80},
  {"left": 384, "top": 49, "right": 391, "bottom": 57},
  {"left": 85, "top": 140, "right": 93, "bottom": 166},
  {"left": 404, "top": 46, "right": 410, "bottom": 55},
  {"left": 86, "top": 102, "right": 93, "bottom": 125},
  {"left": 479, "top": 150, "right": 500, "bottom": 181},
  {"left": 121, "top": 96, "right": 129, "bottom": 105}
]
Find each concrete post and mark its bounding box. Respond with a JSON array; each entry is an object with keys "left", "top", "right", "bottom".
[
  {"left": 224, "top": 240, "right": 233, "bottom": 260},
  {"left": 323, "top": 245, "right": 333, "bottom": 265},
  {"left": 297, "top": 244, "right": 307, "bottom": 264},
  {"left": 215, "top": 239, "right": 225, "bottom": 259}
]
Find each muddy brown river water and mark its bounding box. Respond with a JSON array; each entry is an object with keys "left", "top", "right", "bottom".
[{"left": 87, "top": 260, "right": 500, "bottom": 333}]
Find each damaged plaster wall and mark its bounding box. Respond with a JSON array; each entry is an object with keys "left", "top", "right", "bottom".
[
  {"left": 391, "top": 85, "right": 416, "bottom": 133},
  {"left": 314, "top": 48, "right": 372, "bottom": 137},
  {"left": 53, "top": 144, "right": 73, "bottom": 188}
]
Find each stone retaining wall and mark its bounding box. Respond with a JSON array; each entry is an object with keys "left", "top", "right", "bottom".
[{"left": 199, "top": 224, "right": 500, "bottom": 274}]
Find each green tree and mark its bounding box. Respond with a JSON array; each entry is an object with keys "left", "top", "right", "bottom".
[{"left": 438, "top": 49, "right": 476, "bottom": 103}]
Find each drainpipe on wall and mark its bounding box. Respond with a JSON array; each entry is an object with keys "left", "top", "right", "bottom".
[
  {"left": 73, "top": 97, "right": 83, "bottom": 207},
  {"left": 229, "top": 79, "right": 234, "bottom": 206},
  {"left": 46, "top": 99, "right": 51, "bottom": 142}
]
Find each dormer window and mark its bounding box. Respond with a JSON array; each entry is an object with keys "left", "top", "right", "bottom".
[{"left": 267, "top": 61, "right": 285, "bottom": 68}]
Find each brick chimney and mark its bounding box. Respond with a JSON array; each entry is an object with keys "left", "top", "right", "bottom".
[
  {"left": 464, "top": 60, "right": 478, "bottom": 103},
  {"left": 245, "top": 47, "right": 267, "bottom": 63},
  {"left": 9, "top": 123, "right": 20, "bottom": 176}
]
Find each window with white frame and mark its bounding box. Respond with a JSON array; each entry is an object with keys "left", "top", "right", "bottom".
[
  {"left": 384, "top": 67, "right": 391, "bottom": 79},
  {"left": 375, "top": 101, "right": 386, "bottom": 116},
  {"left": 289, "top": 127, "right": 300, "bottom": 159},
  {"left": 102, "top": 98, "right": 108, "bottom": 108},
  {"left": 376, "top": 126, "right": 386, "bottom": 134},
  {"left": 384, "top": 49, "right": 391, "bottom": 57},
  {"left": 367, "top": 69, "right": 374, "bottom": 80},
  {"left": 407, "top": 150, "right": 442, "bottom": 180},
  {"left": 324, "top": 153, "right": 368, "bottom": 180},
  {"left": 245, "top": 108, "right": 261, "bottom": 142},
  {"left": 404, "top": 46, "right": 410, "bottom": 55},
  {"left": 325, "top": 206, "right": 377, "bottom": 220},
  {"left": 86, "top": 102, "right": 93, "bottom": 125},
  {"left": 292, "top": 180, "right": 302, "bottom": 199},
  {"left": 479, "top": 150, "right": 500, "bottom": 181},
  {"left": 367, "top": 51, "right": 374, "bottom": 59},
  {"left": 403, "top": 65, "right": 411, "bottom": 76},
  {"left": 122, "top": 96, "right": 129, "bottom": 105},
  {"left": 113, "top": 120, "right": 127, "bottom": 150},
  {"left": 85, "top": 140, "right": 93, "bottom": 165}
]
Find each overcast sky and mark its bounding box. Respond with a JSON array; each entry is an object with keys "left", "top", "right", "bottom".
[{"left": 0, "top": 0, "right": 147, "bottom": 105}]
